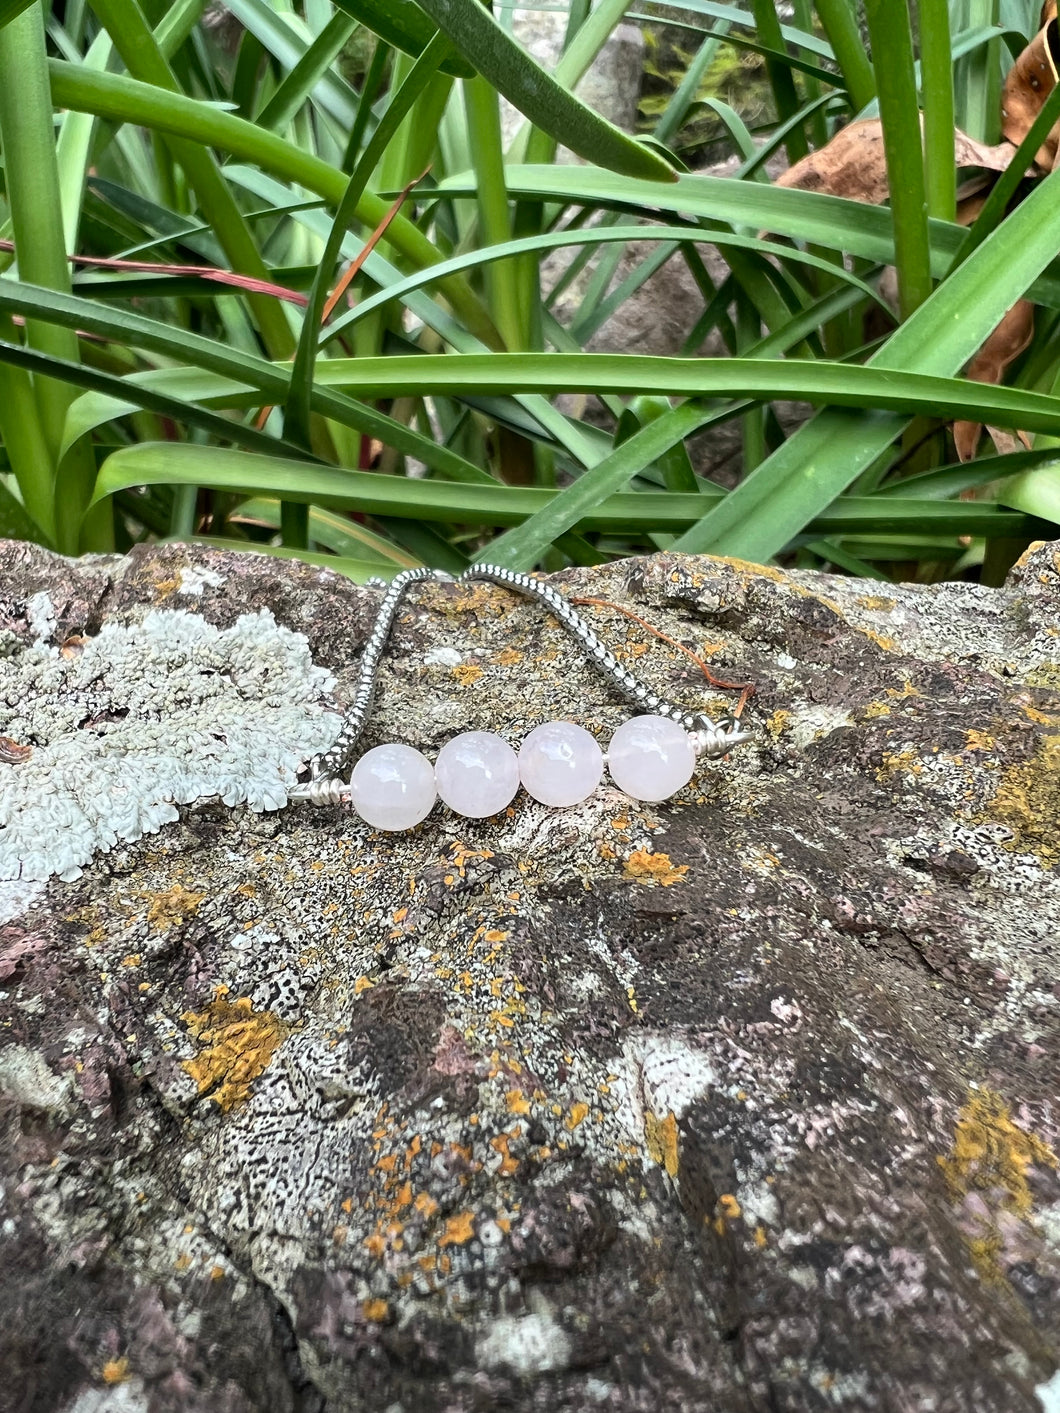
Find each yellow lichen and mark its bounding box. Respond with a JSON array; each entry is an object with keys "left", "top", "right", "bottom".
[
  {"left": 148, "top": 885, "right": 205, "bottom": 931},
  {"left": 565, "top": 1102, "right": 589, "bottom": 1131},
  {"left": 623, "top": 848, "right": 689, "bottom": 886},
  {"left": 645, "top": 1109, "right": 680, "bottom": 1178},
  {"left": 937, "top": 1088, "right": 1057, "bottom": 1282},
  {"left": 856, "top": 595, "right": 897, "bottom": 611},
  {"left": 180, "top": 997, "right": 288, "bottom": 1111},
  {"left": 451, "top": 662, "right": 484, "bottom": 687},
  {"left": 981, "top": 734, "right": 1060, "bottom": 867},
  {"left": 362, "top": 1299, "right": 389, "bottom": 1323}
]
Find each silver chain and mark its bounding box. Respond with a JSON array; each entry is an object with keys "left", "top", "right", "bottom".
[{"left": 293, "top": 565, "right": 751, "bottom": 802}]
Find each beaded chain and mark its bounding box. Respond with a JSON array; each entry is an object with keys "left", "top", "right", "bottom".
[{"left": 288, "top": 565, "right": 752, "bottom": 827}]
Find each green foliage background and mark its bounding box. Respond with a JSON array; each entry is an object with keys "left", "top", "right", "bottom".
[{"left": 0, "top": 0, "right": 1058, "bottom": 586}]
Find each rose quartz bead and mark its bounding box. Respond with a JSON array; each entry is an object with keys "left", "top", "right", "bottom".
[
  {"left": 435, "top": 731, "right": 520, "bottom": 818},
  {"left": 607, "top": 715, "right": 696, "bottom": 801},
  {"left": 349, "top": 743, "right": 436, "bottom": 830},
  {"left": 518, "top": 721, "right": 603, "bottom": 807}
]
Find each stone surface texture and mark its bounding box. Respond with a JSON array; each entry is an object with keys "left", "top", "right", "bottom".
[{"left": 1, "top": 538, "right": 1059, "bottom": 1413}]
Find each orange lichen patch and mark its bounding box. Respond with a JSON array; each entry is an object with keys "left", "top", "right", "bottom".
[
  {"left": 492, "top": 647, "right": 524, "bottom": 667},
  {"left": 210, "top": 1265, "right": 226, "bottom": 1281},
  {"left": 414, "top": 1191, "right": 439, "bottom": 1218},
  {"left": 645, "top": 1109, "right": 680, "bottom": 1178},
  {"left": 861, "top": 701, "right": 892, "bottom": 720},
  {"left": 332, "top": 1225, "right": 348, "bottom": 1246},
  {"left": 862, "top": 628, "right": 898, "bottom": 653},
  {"left": 364, "top": 1232, "right": 386, "bottom": 1258},
  {"left": 174, "top": 1252, "right": 192, "bottom": 1271},
  {"left": 506, "top": 1089, "right": 531, "bottom": 1115},
  {"left": 717, "top": 1194, "right": 742, "bottom": 1221},
  {"left": 354, "top": 975, "right": 375, "bottom": 994},
  {"left": 938, "top": 1088, "right": 1057, "bottom": 1282},
  {"left": 451, "top": 661, "right": 484, "bottom": 687},
  {"left": 101, "top": 1358, "right": 129, "bottom": 1386},
  {"left": 120, "top": 954, "right": 141, "bottom": 968},
  {"left": 180, "top": 997, "right": 288, "bottom": 1111},
  {"left": 565, "top": 1102, "right": 590, "bottom": 1131},
  {"left": 982, "top": 733, "right": 1060, "bottom": 867},
  {"left": 362, "top": 1299, "right": 389, "bottom": 1323},
  {"left": 490, "top": 1134, "right": 520, "bottom": 1175},
  {"left": 754, "top": 1225, "right": 768, "bottom": 1249},
  {"left": 610, "top": 815, "right": 630, "bottom": 831},
  {"left": 438, "top": 1211, "right": 476, "bottom": 1247},
  {"left": 623, "top": 849, "right": 689, "bottom": 887},
  {"left": 148, "top": 885, "right": 206, "bottom": 931},
  {"left": 483, "top": 929, "right": 508, "bottom": 944},
  {"left": 627, "top": 986, "right": 638, "bottom": 1014}
]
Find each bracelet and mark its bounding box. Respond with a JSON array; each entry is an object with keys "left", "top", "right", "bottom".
[{"left": 288, "top": 565, "right": 753, "bottom": 829}]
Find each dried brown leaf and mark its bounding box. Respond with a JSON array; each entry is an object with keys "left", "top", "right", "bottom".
[
  {"left": 776, "top": 119, "right": 1017, "bottom": 203},
  {"left": 1001, "top": 17, "right": 1060, "bottom": 172},
  {"left": 952, "top": 299, "right": 1036, "bottom": 461}
]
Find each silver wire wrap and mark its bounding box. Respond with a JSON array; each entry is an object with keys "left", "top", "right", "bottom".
[{"left": 288, "top": 564, "right": 752, "bottom": 804}]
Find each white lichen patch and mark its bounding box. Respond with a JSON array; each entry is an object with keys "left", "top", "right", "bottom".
[
  {"left": 0, "top": 1043, "right": 73, "bottom": 1114},
  {"left": 176, "top": 565, "right": 225, "bottom": 597},
  {"left": 0, "top": 608, "right": 339, "bottom": 882},
  {"left": 476, "top": 1310, "right": 572, "bottom": 1375}
]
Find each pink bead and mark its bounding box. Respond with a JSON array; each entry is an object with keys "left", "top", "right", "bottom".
[
  {"left": 435, "top": 731, "right": 520, "bottom": 818},
  {"left": 518, "top": 721, "right": 603, "bottom": 807},
  {"left": 349, "top": 743, "right": 436, "bottom": 830},
  {"left": 607, "top": 715, "right": 696, "bottom": 801}
]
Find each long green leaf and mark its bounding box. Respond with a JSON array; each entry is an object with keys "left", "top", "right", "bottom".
[
  {"left": 412, "top": 0, "right": 676, "bottom": 181},
  {"left": 91, "top": 442, "right": 1041, "bottom": 541},
  {"left": 864, "top": 0, "right": 932, "bottom": 316}
]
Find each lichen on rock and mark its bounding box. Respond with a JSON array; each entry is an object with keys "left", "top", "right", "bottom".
[
  {"left": 1, "top": 539, "right": 1059, "bottom": 1412},
  {"left": 0, "top": 593, "right": 339, "bottom": 884}
]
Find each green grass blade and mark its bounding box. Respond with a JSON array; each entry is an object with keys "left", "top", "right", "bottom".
[
  {"left": 814, "top": 0, "right": 876, "bottom": 109},
  {"left": 255, "top": 11, "right": 357, "bottom": 131},
  {"left": 919, "top": 0, "right": 956, "bottom": 221},
  {"left": 284, "top": 33, "right": 457, "bottom": 456},
  {"left": 864, "top": 0, "right": 932, "bottom": 316}
]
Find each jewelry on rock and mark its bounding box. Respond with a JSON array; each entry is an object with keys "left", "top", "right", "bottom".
[{"left": 288, "top": 565, "right": 753, "bottom": 829}]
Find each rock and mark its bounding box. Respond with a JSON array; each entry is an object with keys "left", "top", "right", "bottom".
[{"left": 1, "top": 538, "right": 1059, "bottom": 1412}]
